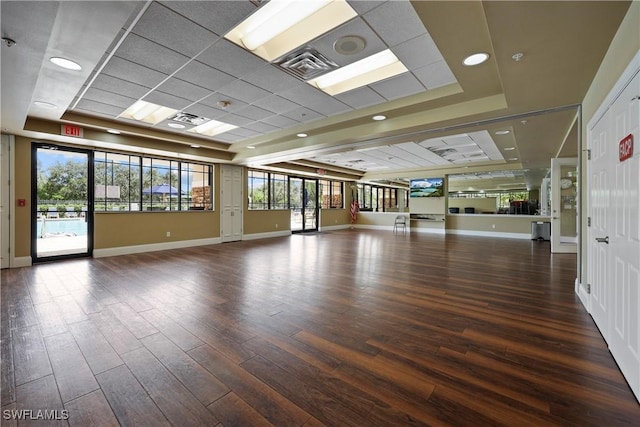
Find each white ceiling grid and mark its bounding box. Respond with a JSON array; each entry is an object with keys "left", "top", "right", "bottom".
[{"left": 70, "top": 0, "right": 457, "bottom": 146}]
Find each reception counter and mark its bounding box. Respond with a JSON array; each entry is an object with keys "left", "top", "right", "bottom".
[{"left": 446, "top": 214, "right": 551, "bottom": 239}]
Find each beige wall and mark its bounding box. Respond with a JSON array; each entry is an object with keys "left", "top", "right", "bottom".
[
  {"left": 357, "top": 212, "right": 405, "bottom": 227},
  {"left": 580, "top": 2, "right": 639, "bottom": 281},
  {"left": 320, "top": 208, "right": 350, "bottom": 228},
  {"left": 244, "top": 209, "right": 291, "bottom": 234},
  {"left": 15, "top": 137, "right": 31, "bottom": 257},
  {"left": 95, "top": 211, "right": 218, "bottom": 248},
  {"left": 409, "top": 197, "right": 445, "bottom": 214}
]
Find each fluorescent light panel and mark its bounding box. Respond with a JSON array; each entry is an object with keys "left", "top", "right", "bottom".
[
  {"left": 308, "top": 49, "right": 408, "bottom": 96},
  {"left": 225, "top": 0, "right": 357, "bottom": 62},
  {"left": 119, "top": 100, "right": 178, "bottom": 125},
  {"left": 188, "top": 119, "right": 238, "bottom": 137}
]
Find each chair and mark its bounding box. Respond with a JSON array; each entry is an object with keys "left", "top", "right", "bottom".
[{"left": 393, "top": 215, "right": 407, "bottom": 234}]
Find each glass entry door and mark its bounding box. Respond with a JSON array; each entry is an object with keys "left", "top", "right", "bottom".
[
  {"left": 32, "top": 144, "right": 93, "bottom": 261},
  {"left": 289, "top": 177, "right": 318, "bottom": 232}
]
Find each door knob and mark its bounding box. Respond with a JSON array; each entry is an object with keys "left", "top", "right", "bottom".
[{"left": 595, "top": 236, "right": 609, "bottom": 244}]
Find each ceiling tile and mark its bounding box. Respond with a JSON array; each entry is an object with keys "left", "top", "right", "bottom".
[
  {"left": 90, "top": 75, "right": 150, "bottom": 99},
  {"left": 241, "top": 64, "right": 302, "bottom": 94},
  {"left": 226, "top": 127, "right": 261, "bottom": 138},
  {"left": 114, "top": 33, "right": 190, "bottom": 75},
  {"left": 363, "top": 1, "right": 426, "bottom": 47},
  {"left": 82, "top": 87, "right": 136, "bottom": 109},
  {"left": 304, "top": 97, "right": 352, "bottom": 117},
  {"left": 74, "top": 99, "right": 125, "bottom": 117},
  {"left": 199, "top": 93, "right": 247, "bottom": 113},
  {"left": 196, "top": 39, "right": 266, "bottom": 79},
  {"left": 413, "top": 60, "right": 457, "bottom": 90},
  {"left": 252, "top": 95, "right": 301, "bottom": 115},
  {"left": 234, "top": 104, "right": 275, "bottom": 121},
  {"left": 393, "top": 34, "right": 443, "bottom": 70},
  {"left": 260, "top": 114, "right": 299, "bottom": 128},
  {"left": 244, "top": 121, "right": 280, "bottom": 134},
  {"left": 101, "top": 57, "right": 168, "bottom": 89},
  {"left": 334, "top": 86, "right": 386, "bottom": 109},
  {"left": 217, "top": 113, "right": 254, "bottom": 127},
  {"left": 131, "top": 2, "right": 217, "bottom": 57},
  {"left": 311, "top": 17, "right": 387, "bottom": 67},
  {"left": 160, "top": 1, "right": 256, "bottom": 37},
  {"left": 278, "top": 84, "right": 328, "bottom": 106},
  {"left": 174, "top": 61, "right": 235, "bottom": 92},
  {"left": 156, "top": 78, "right": 211, "bottom": 102},
  {"left": 142, "top": 91, "right": 192, "bottom": 110},
  {"left": 347, "top": 0, "right": 385, "bottom": 15},
  {"left": 370, "top": 72, "right": 425, "bottom": 101},
  {"left": 282, "top": 106, "right": 325, "bottom": 123},
  {"left": 217, "top": 79, "right": 272, "bottom": 104}
]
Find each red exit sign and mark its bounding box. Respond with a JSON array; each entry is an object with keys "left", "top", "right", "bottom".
[
  {"left": 619, "top": 134, "right": 634, "bottom": 162},
  {"left": 61, "top": 124, "right": 83, "bottom": 138}
]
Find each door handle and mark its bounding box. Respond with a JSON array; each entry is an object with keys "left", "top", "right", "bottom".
[{"left": 595, "top": 236, "right": 609, "bottom": 244}]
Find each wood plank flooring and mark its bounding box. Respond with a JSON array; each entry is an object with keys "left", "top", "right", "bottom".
[{"left": 1, "top": 230, "right": 639, "bottom": 426}]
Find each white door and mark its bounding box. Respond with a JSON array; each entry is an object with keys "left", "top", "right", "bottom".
[
  {"left": 588, "top": 109, "right": 612, "bottom": 338},
  {"left": 0, "top": 135, "right": 10, "bottom": 269},
  {"left": 550, "top": 157, "right": 578, "bottom": 253},
  {"left": 587, "top": 66, "right": 640, "bottom": 402},
  {"left": 607, "top": 71, "right": 639, "bottom": 400},
  {"left": 221, "top": 165, "right": 243, "bottom": 243}
]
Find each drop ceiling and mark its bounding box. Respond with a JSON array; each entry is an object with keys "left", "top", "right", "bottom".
[{"left": 0, "top": 1, "right": 632, "bottom": 190}]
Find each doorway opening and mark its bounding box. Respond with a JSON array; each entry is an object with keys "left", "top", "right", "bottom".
[
  {"left": 289, "top": 177, "right": 318, "bottom": 233},
  {"left": 31, "top": 144, "right": 93, "bottom": 262}
]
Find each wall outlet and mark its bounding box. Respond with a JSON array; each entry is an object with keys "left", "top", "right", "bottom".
[
  {"left": 275, "top": 223, "right": 278, "bottom": 228},
  {"left": 492, "top": 224, "right": 496, "bottom": 229},
  {"left": 166, "top": 231, "right": 171, "bottom": 237}
]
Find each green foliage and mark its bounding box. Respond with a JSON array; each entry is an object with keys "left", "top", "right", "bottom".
[{"left": 37, "top": 158, "right": 88, "bottom": 201}]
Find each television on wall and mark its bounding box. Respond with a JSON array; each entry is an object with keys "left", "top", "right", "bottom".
[{"left": 410, "top": 178, "right": 444, "bottom": 197}]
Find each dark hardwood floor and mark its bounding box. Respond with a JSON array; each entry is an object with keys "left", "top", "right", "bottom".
[{"left": 1, "top": 230, "right": 639, "bottom": 426}]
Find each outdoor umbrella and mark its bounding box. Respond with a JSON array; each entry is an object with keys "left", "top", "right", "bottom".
[{"left": 142, "top": 184, "right": 179, "bottom": 204}]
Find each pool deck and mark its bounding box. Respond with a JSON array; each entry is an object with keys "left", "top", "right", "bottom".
[{"left": 37, "top": 235, "right": 87, "bottom": 257}]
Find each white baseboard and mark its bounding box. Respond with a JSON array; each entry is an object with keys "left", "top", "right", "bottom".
[
  {"left": 13, "top": 256, "right": 32, "bottom": 268},
  {"left": 576, "top": 278, "right": 591, "bottom": 312},
  {"left": 242, "top": 230, "right": 291, "bottom": 241},
  {"left": 412, "top": 227, "right": 446, "bottom": 235},
  {"left": 93, "top": 237, "right": 221, "bottom": 258},
  {"left": 446, "top": 229, "right": 531, "bottom": 240}
]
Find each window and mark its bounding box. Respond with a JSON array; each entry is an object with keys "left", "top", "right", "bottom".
[
  {"left": 94, "top": 152, "right": 140, "bottom": 211},
  {"left": 94, "top": 151, "right": 213, "bottom": 212},
  {"left": 270, "top": 173, "right": 288, "bottom": 209},
  {"left": 248, "top": 170, "right": 269, "bottom": 210},
  {"left": 357, "top": 183, "right": 399, "bottom": 212},
  {"left": 182, "top": 163, "right": 212, "bottom": 210},
  {"left": 320, "top": 180, "right": 344, "bottom": 208}
]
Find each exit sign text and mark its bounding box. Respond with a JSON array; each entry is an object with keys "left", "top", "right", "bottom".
[
  {"left": 61, "top": 124, "right": 83, "bottom": 138},
  {"left": 619, "top": 134, "right": 633, "bottom": 162}
]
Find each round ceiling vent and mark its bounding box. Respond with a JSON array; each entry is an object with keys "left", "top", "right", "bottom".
[{"left": 333, "top": 35, "right": 366, "bottom": 55}]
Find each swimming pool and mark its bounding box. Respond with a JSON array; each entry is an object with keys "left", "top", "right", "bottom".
[{"left": 37, "top": 218, "right": 88, "bottom": 237}]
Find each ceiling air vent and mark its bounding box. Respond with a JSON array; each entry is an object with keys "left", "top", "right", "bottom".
[
  {"left": 171, "top": 112, "right": 209, "bottom": 126},
  {"left": 275, "top": 46, "right": 339, "bottom": 81}
]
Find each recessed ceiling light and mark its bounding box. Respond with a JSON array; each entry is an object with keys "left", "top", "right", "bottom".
[
  {"left": 508, "top": 157, "right": 519, "bottom": 161},
  {"left": 34, "top": 101, "right": 57, "bottom": 109},
  {"left": 168, "top": 123, "right": 186, "bottom": 129},
  {"left": 297, "top": 133, "right": 308, "bottom": 138},
  {"left": 190, "top": 144, "right": 201, "bottom": 148},
  {"left": 107, "top": 129, "right": 120, "bottom": 135},
  {"left": 188, "top": 119, "right": 237, "bottom": 137},
  {"left": 119, "top": 100, "right": 178, "bottom": 125},
  {"left": 504, "top": 147, "right": 516, "bottom": 151},
  {"left": 463, "top": 52, "right": 489, "bottom": 66},
  {"left": 308, "top": 49, "right": 408, "bottom": 96},
  {"left": 225, "top": 0, "right": 357, "bottom": 62},
  {"left": 50, "top": 57, "right": 82, "bottom": 71},
  {"left": 247, "top": 145, "right": 256, "bottom": 149},
  {"left": 495, "top": 130, "right": 510, "bottom": 135},
  {"left": 372, "top": 115, "right": 386, "bottom": 121}
]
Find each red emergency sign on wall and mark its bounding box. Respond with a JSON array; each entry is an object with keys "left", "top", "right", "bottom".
[
  {"left": 619, "top": 134, "right": 633, "bottom": 162},
  {"left": 61, "top": 124, "right": 83, "bottom": 138}
]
